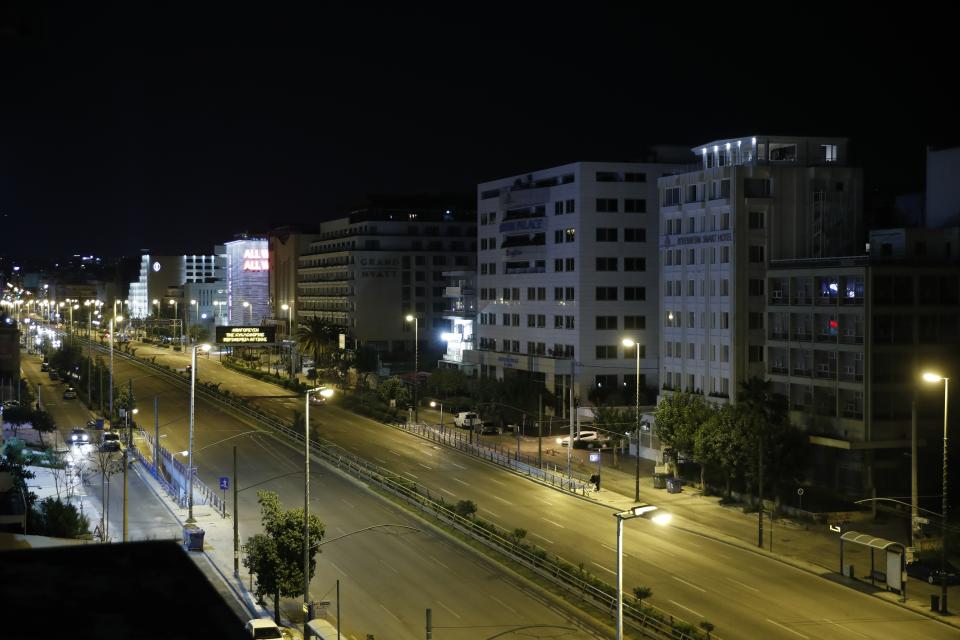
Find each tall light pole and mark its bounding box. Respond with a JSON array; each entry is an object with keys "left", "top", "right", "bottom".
[
  {"left": 122, "top": 407, "right": 139, "bottom": 542},
  {"left": 191, "top": 298, "right": 199, "bottom": 325},
  {"left": 623, "top": 337, "right": 642, "bottom": 502},
  {"left": 109, "top": 316, "right": 122, "bottom": 417},
  {"left": 614, "top": 506, "right": 672, "bottom": 640},
  {"left": 923, "top": 371, "right": 950, "bottom": 613},
  {"left": 405, "top": 314, "right": 419, "bottom": 423},
  {"left": 152, "top": 298, "right": 159, "bottom": 317},
  {"left": 430, "top": 400, "right": 444, "bottom": 433},
  {"left": 304, "top": 385, "right": 334, "bottom": 638},
  {"left": 186, "top": 343, "right": 212, "bottom": 523},
  {"left": 168, "top": 299, "right": 179, "bottom": 343}
]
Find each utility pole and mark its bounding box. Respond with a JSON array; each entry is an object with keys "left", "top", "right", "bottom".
[
  {"left": 567, "top": 386, "right": 574, "bottom": 480},
  {"left": 757, "top": 435, "right": 764, "bottom": 548},
  {"left": 537, "top": 394, "right": 542, "bottom": 469},
  {"left": 154, "top": 396, "right": 159, "bottom": 476},
  {"left": 911, "top": 395, "right": 919, "bottom": 548},
  {"left": 425, "top": 608, "right": 432, "bottom": 640},
  {"left": 233, "top": 445, "right": 239, "bottom": 577}
]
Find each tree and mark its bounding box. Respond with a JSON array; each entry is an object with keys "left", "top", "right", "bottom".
[
  {"left": 2, "top": 405, "right": 33, "bottom": 439},
  {"left": 377, "top": 376, "right": 412, "bottom": 408},
  {"left": 49, "top": 343, "right": 83, "bottom": 377},
  {"left": 737, "top": 377, "right": 789, "bottom": 502},
  {"left": 453, "top": 499, "right": 477, "bottom": 518},
  {"left": 30, "top": 410, "right": 56, "bottom": 447},
  {"left": 243, "top": 491, "right": 325, "bottom": 623},
  {"left": 32, "top": 497, "right": 90, "bottom": 538},
  {"left": 653, "top": 392, "right": 699, "bottom": 473},
  {"left": 696, "top": 404, "right": 751, "bottom": 499},
  {"left": 633, "top": 585, "right": 653, "bottom": 608},
  {"left": 296, "top": 318, "right": 343, "bottom": 371}
]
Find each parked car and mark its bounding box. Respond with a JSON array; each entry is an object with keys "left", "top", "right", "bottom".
[
  {"left": 906, "top": 559, "right": 960, "bottom": 585},
  {"left": 100, "top": 432, "right": 121, "bottom": 452},
  {"left": 244, "top": 618, "right": 291, "bottom": 640},
  {"left": 62, "top": 386, "right": 78, "bottom": 400},
  {"left": 48, "top": 369, "right": 60, "bottom": 381},
  {"left": 69, "top": 428, "right": 90, "bottom": 444},
  {"left": 453, "top": 412, "right": 481, "bottom": 429},
  {"left": 479, "top": 421, "right": 504, "bottom": 435},
  {"left": 40, "top": 361, "right": 49, "bottom": 371}
]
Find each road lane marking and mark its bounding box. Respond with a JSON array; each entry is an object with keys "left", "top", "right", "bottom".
[
  {"left": 483, "top": 509, "right": 501, "bottom": 519},
  {"left": 488, "top": 478, "right": 505, "bottom": 486},
  {"left": 380, "top": 559, "right": 399, "bottom": 574},
  {"left": 418, "top": 463, "right": 432, "bottom": 470},
  {"left": 374, "top": 456, "right": 387, "bottom": 464},
  {"left": 725, "top": 577, "right": 759, "bottom": 592},
  {"left": 669, "top": 600, "right": 704, "bottom": 618},
  {"left": 432, "top": 557, "right": 449, "bottom": 570},
  {"left": 440, "top": 487, "right": 456, "bottom": 496},
  {"left": 389, "top": 449, "right": 402, "bottom": 456},
  {"left": 492, "top": 495, "right": 514, "bottom": 505},
  {"left": 403, "top": 471, "right": 419, "bottom": 479},
  {"left": 436, "top": 600, "right": 461, "bottom": 619},
  {"left": 328, "top": 561, "right": 347, "bottom": 576},
  {"left": 766, "top": 619, "right": 809, "bottom": 639},
  {"left": 340, "top": 499, "right": 355, "bottom": 509},
  {"left": 822, "top": 619, "right": 870, "bottom": 639},
  {"left": 542, "top": 518, "right": 565, "bottom": 528},
  {"left": 450, "top": 462, "right": 467, "bottom": 470},
  {"left": 452, "top": 478, "right": 470, "bottom": 486},
  {"left": 671, "top": 576, "right": 706, "bottom": 593},
  {"left": 380, "top": 604, "right": 402, "bottom": 623},
  {"left": 531, "top": 532, "right": 554, "bottom": 544},
  {"left": 489, "top": 595, "right": 518, "bottom": 615},
  {"left": 600, "top": 544, "right": 636, "bottom": 559},
  {"left": 591, "top": 561, "right": 616, "bottom": 576}
]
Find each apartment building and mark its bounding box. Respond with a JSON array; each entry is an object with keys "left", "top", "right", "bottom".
[
  {"left": 297, "top": 208, "right": 475, "bottom": 352},
  {"left": 658, "top": 135, "right": 863, "bottom": 405},
  {"left": 438, "top": 270, "right": 477, "bottom": 372},
  {"left": 464, "top": 155, "right": 687, "bottom": 404},
  {"left": 766, "top": 227, "right": 959, "bottom": 494}
]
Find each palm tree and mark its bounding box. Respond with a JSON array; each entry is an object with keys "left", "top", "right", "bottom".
[{"left": 296, "top": 318, "right": 342, "bottom": 376}]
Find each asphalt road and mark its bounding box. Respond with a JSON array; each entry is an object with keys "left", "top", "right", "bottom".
[
  {"left": 37, "top": 348, "right": 598, "bottom": 640},
  {"left": 55, "top": 334, "right": 959, "bottom": 640}
]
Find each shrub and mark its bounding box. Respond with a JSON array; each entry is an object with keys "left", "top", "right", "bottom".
[{"left": 453, "top": 499, "right": 477, "bottom": 518}]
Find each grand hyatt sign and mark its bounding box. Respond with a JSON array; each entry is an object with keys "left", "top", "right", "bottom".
[
  {"left": 359, "top": 257, "right": 399, "bottom": 279},
  {"left": 215, "top": 326, "right": 277, "bottom": 345}
]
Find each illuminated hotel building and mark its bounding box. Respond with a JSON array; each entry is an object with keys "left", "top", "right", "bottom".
[
  {"left": 128, "top": 253, "right": 225, "bottom": 320},
  {"left": 297, "top": 207, "right": 475, "bottom": 352},
  {"left": 224, "top": 236, "right": 270, "bottom": 326}
]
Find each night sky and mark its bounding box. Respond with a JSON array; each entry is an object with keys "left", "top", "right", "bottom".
[{"left": 0, "top": 3, "right": 954, "bottom": 258}]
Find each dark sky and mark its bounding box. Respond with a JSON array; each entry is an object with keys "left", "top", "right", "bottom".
[{"left": 0, "top": 3, "right": 955, "bottom": 258}]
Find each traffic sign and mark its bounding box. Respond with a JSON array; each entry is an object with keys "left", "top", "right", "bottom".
[
  {"left": 219, "top": 477, "right": 229, "bottom": 490},
  {"left": 797, "top": 488, "right": 805, "bottom": 496},
  {"left": 589, "top": 452, "right": 600, "bottom": 463}
]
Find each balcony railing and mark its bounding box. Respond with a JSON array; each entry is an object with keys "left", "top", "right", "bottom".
[
  {"left": 839, "top": 334, "right": 864, "bottom": 345},
  {"left": 815, "top": 295, "right": 839, "bottom": 306},
  {"left": 769, "top": 294, "right": 788, "bottom": 305},
  {"left": 791, "top": 296, "right": 812, "bottom": 305},
  {"left": 840, "top": 296, "right": 864, "bottom": 306},
  {"left": 815, "top": 333, "right": 838, "bottom": 343},
  {"left": 791, "top": 332, "right": 812, "bottom": 342},
  {"left": 841, "top": 409, "right": 864, "bottom": 420},
  {"left": 770, "top": 366, "right": 789, "bottom": 375},
  {"left": 769, "top": 332, "right": 789, "bottom": 341},
  {"left": 838, "top": 371, "right": 864, "bottom": 383},
  {"left": 815, "top": 367, "right": 837, "bottom": 380},
  {"left": 792, "top": 368, "right": 812, "bottom": 378}
]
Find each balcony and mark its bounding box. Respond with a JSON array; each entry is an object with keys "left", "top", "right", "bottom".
[
  {"left": 839, "top": 333, "right": 864, "bottom": 345},
  {"left": 769, "top": 331, "right": 789, "bottom": 341},
  {"left": 815, "top": 333, "right": 838, "bottom": 343},
  {"left": 814, "top": 295, "right": 839, "bottom": 306},
  {"left": 838, "top": 370, "right": 864, "bottom": 383},
  {"left": 770, "top": 366, "right": 789, "bottom": 375},
  {"left": 841, "top": 409, "right": 864, "bottom": 420},
  {"left": 815, "top": 366, "right": 837, "bottom": 380},
  {"left": 791, "top": 403, "right": 812, "bottom": 412},
  {"left": 840, "top": 295, "right": 864, "bottom": 306},
  {"left": 500, "top": 235, "right": 545, "bottom": 249},
  {"left": 791, "top": 295, "right": 812, "bottom": 305},
  {"left": 769, "top": 292, "right": 788, "bottom": 305},
  {"left": 792, "top": 368, "right": 812, "bottom": 378},
  {"left": 791, "top": 331, "right": 812, "bottom": 342}
]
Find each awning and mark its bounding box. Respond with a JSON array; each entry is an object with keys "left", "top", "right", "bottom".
[{"left": 840, "top": 531, "right": 904, "bottom": 552}]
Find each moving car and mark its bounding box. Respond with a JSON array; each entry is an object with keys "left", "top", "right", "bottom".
[
  {"left": 69, "top": 428, "right": 90, "bottom": 444},
  {"left": 906, "top": 559, "right": 960, "bottom": 585},
  {"left": 557, "top": 430, "right": 612, "bottom": 449},
  {"left": 100, "top": 431, "right": 121, "bottom": 452},
  {"left": 62, "top": 387, "right": 78, "bottom": 400}
]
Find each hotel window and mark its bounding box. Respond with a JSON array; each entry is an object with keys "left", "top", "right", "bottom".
[
  {"left": 749, "top": 211, "right": 765, "bottom": 229},
  {"left": 721, "top": 312, "right": 729, "bottom": 329},
  {"left": 624, "top": 228, "right": 646, "bottom": 242},
  {"left": 595, "top": 346, "right": 617, "bottom": 359},
  {"left": 624, "top": 287, "right": 646, "bottom": 301},
  {"left": 821, "top": 144, "right": 838, "bottom": 162},
  {"left": 564, "top": 228, "right": 576, "bottom": 243},
  {"left": 564, "top": 315, "right": 575, "bottom": 329},
  {"left": 624, "top": 198, "right": 647, "bottom": 213},
  {"left": 624, "top": 257, "right": 646, "bottom": 271},
  {"left": 565, "top": 199, "right": 576, "bottom": 213},
  {"left": 749, "top": 245, "right": 765, "bottom": 263},
  {"left": 596, "top": 228, "right": 618, "bottom": 242},
  {"left": 554, "top": 201, "right": 564, "bottom": 215},
  {"left": 554, "top": 259, "right": 563, "bottom": 272},
  {"left": 554, "top": 315, "right": 563, "bottom": 329},
  {"left": 565, "top": 257, "right": 574, "bottom": 271},
  {"left": 624, "top": 172, "right": 646, "bottom": 182},
  {"left": 565, "top": 287, "right": 575, "bottom": 300},
  {"left": 596, "top": 316, "right": 618, "bottom": 330},
  {"left": 720, "top": 246, "right": 730, "bottom": 263},
  {"left": 596, "top": 287, "right": 618, "bottom": 301},
  {"left": 596, "top": 257, "right": 618, "bottom": 271},
  {"left": 687, "top": 312, "right": 695, "bottom": 328},
  {"left": 596, "top": 198, "right": 619, "bottom": 212},
  {"left": 624, "top": 315, "right": 645, "bottom": 330},
  {"left": 537, "top": 287, "right": 546, "bottom": 300}
]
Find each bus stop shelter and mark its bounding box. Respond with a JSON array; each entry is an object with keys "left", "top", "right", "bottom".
[{"left": 839, "top": 531, "right": 906, "bottom": 600}]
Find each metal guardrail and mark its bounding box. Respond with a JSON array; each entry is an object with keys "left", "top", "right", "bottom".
[
  {"left": 393, "top": 421, "right": 591, "bottom": 494},
  {"left": 66, "top": 331, "right": 708, "bottom": 639}
]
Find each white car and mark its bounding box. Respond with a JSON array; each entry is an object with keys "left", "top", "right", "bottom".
[
  {"left": 557, "top": 431, "right": 611, "bottom": 449},
  {"left": 244, "top": 618, "right": 300, "bottom": 640}
]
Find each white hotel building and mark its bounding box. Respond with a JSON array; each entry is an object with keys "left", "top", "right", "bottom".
[
  {"left": 657, "top": 135, "right": 863, "bottom": 405},
  {"left": 464, "top": 155, "right": 688, "bottom": 405}
]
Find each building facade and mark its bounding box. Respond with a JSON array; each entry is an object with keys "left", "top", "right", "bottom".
[
  {"left": 438, "top": 270, "right": 477, "bottom": 372},
  {"left": 464, "top": 157, "right": 687, "bottom": 403},
  {"left": 296, "top": 209, "right": 476, "bottom": 352},
  {"left": 657, "top": 135, "right": 863, "bottom": 406},
  {"left": 268, "top": 226, "right": 320, "bottom": 339},
  {"left": 128, "top": 253, "right": 225, "bottom": 320},
  {"left": 224, "top": 237, "right": 270, "bottom": 326}
]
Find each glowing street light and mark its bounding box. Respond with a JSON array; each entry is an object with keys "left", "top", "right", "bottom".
[
  {"left": 614, "top": 506, "right": 672, "bottom": 639},
  {"left": 922, "top": 370, "right": 951, "bottom": 613}
]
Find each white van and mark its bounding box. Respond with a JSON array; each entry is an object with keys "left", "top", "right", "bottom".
[{"left": 453, "top": 412, "right": 481, "bottom": 429}]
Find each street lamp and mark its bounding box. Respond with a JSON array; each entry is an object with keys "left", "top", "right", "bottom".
[
  {"left": 242, "top": 300, "right": 252, "bottom": 324},
  {"left": 623, "top": 337, "right": 642, "bottom": 502},
  {"left": 430, "top": 400, "right": 444, "bottom": 433},
  {"left": 304, "top": 385, "right": 334, "bottom": 638},
  {"left": 191, "top": 299, "right": 199, "bottom": 324},
  {"left": 614, "top": 506, "right": 672, "bottom": 640},
  {"left": 108, "top": 316, "right": 123, "bottom": 417},
  {"left": 152, "top": 299, "right": 159, "bottom": 317},
  {"left": 922, "top": 371, "right": 950, "bottom": 613},
  {"left": 281, "top": 303, "right": 292, "bottom": 337},
  {"left": 122, "top": 407, "right": 139, "bottom": 542},
  {"left": 186, "top": 343, "right": 212, "bottom": 523},
  {"left": 405, "top": 314, "right": 419, "bottom": 423}
]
